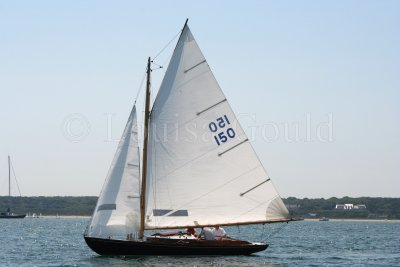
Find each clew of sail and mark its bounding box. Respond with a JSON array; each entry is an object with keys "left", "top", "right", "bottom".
[
  {"left": 145, "top": 25, "right": 289, "bottom": 230},
  {"left": 87, "top": 106, "right": 141, "bottom": 239}
]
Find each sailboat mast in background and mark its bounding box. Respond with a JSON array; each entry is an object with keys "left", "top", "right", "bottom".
[
  {"left": 139, "top": 57, "right": 151, "bottom": 239},
  {"left": 1, "top": 156, "right": 26, "bottom": 219},
  {"left": 8, "top": 155, "right": 11, "bottom": 197}
]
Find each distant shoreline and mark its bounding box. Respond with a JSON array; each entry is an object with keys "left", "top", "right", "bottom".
[{"left": 3, "top": 196, "right": 399, "bottom": 219}]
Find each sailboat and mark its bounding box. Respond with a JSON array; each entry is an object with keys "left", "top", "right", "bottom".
[
  {"left": 84, "top": 20, "right": 299, "bottom": 255},
  {"left": 0, "top": 156, "right": 26, "bottom": 219}
]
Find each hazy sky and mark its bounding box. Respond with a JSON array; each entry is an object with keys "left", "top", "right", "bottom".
[{"left": 0, "top": 1, "right": 399, "bottom": 198}]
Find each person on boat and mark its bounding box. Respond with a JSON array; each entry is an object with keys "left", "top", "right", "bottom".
[
  {"left": 212, "top": 226, "right": 227, "bottom": 240},
  {"left": 198, "top": 227, "right": 215, "bottom": 240},
  {"left": 186, "top": 227, "right": 197, "bottom": 237}
]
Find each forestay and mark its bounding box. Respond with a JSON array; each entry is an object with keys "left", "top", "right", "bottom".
[
  {"left": 145, "top": 25, "right": 289, "bottom": 230},
  {"left": 87, "top": 106, "right": 141, "bottom": 238}
]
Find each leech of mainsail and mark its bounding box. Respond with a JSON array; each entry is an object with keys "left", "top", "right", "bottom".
[{"left": 144, "top": 23, "right": 289, "bottom": 230}]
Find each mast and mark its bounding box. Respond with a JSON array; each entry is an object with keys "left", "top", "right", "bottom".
[
  {"left": 8, "top": 155, "right": 10, "bottom": 197},
  {"left": 139, "top": 57, "right": 151, "bottom": 239},
  {"left": 138, "top": 20, "right": 189, "bottom": 237}
]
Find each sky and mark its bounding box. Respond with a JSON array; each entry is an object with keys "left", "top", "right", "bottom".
[{"left": 0, "top": 1, "right": 399, "bottom": 198}]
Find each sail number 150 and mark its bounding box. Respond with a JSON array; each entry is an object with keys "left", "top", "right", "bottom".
[{"left": 209, "top": 115, "right": 236, "bottom": 146}]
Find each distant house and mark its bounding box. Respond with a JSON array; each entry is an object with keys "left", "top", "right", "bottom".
[
  {"left": 334, "top": 204, "right": 367, "bottom": 210},
  {"left": 354, "top": 204, "right": 367, "bottom": 210}
]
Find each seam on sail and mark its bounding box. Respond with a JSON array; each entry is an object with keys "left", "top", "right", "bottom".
[
  {"left": 152, "top": 133, "right": 225, "bottom": 181},
  {"left": 154, "top": 101, "right": 226, "bottom": 139},
  {"left": 151, "top": 71, "right": 220, "bottom": 138},
  {"left": 127, "top": 163, "right": 139, "bottom": 167},
  {"left": 196, "top": 99, "right": 227, "bottom": 116},
  {"left": 226, "top": 196, "right": 279, "bottom": 224},
  {"left": 152, "top": 165, "right": 263, "bottom": 218},
  {"left": 240, "top": 178, "right": 271, "bottom": 197},
  {"left": 149, "top": 101, "right": 247, "bottom": 184},
  {"left": 166, "top": 68, "right": 210, "bottom": 98},
  {"left": 184, "top": 60, "right": 206, "bottom": 73},
  {"left": 152, "top": 69, "right": 217, "bottom": 116},
  {"left": 218, "top": 139, "right": 249, "bottom": 156},
  {"left": 146, "top": 152, "right": 261, "bottom": 227}
]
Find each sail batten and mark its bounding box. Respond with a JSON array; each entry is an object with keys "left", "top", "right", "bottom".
[
  {"left": 240, "top": 178, "right": 271, "bottom": 197},
  {"left": 145, "top": 25, "right": 289, "bottom": 229},
  {"left": 197, "top": 99, "right": 227, "bottom": 115},
  {"left": 184, "top": 59, "right": 206, "bottom": 73},
  {"left": 218, "top": 138, "right": 249, "bottom": 156}
]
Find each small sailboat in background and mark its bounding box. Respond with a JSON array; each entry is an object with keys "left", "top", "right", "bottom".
[
  {"left": 0, "top": 156, "right": 26, "bottom": 219},
  {"left": 84, "top": 20, "right": 299, "bottom": 255},
  {"left": 26, "top": 213, "right": 40, "bottom": 218}
]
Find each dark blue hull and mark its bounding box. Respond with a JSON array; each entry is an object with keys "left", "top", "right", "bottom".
[
  {"left": 0, "top": 214, "right": 26, "bottom": 219},
  {"left": 84, "top": 236, "right": 268, "bottom": 256}
]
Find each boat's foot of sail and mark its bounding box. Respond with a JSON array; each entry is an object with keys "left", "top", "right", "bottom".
[{"left": 84, "top": 236, "right": 268, "bottom": 256}]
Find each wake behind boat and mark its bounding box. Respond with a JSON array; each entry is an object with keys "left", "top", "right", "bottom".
[{"left": 84, "top": 20, "right": 299, "bottom": 256}]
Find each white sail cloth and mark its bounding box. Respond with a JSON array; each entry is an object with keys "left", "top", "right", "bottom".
[
  {"left": 87, "top": 106, "right": 141, "bottom": 238},
  {"left": 145, "top": 25, "right": 289, "bottom": 229}
]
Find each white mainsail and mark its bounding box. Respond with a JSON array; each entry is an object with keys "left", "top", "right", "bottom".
[
  {"left": 144, "top": 25, "right": 289, "bottom": 230},
  {"left": 87, "top": 106, "right": 141, "bottom": 238}
]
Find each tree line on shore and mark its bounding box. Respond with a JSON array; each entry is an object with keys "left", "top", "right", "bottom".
[
  {"left": 0, "top": 196, "right": 399, "bottom": 219},
  {"left": 284, "top": 197, "right": 400, "bottom": 219}
]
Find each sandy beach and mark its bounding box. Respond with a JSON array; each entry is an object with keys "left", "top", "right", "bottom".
[
  {"left": 33, "top": 215, "right": 91, "bottom": 219},
  {"left": 304, "top": 218, "right": 400, "bottom": 222}
]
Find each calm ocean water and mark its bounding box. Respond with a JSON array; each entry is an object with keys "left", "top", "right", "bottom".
[{"left": 0, "top": 218, "right": 399, "bottom": 266}]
